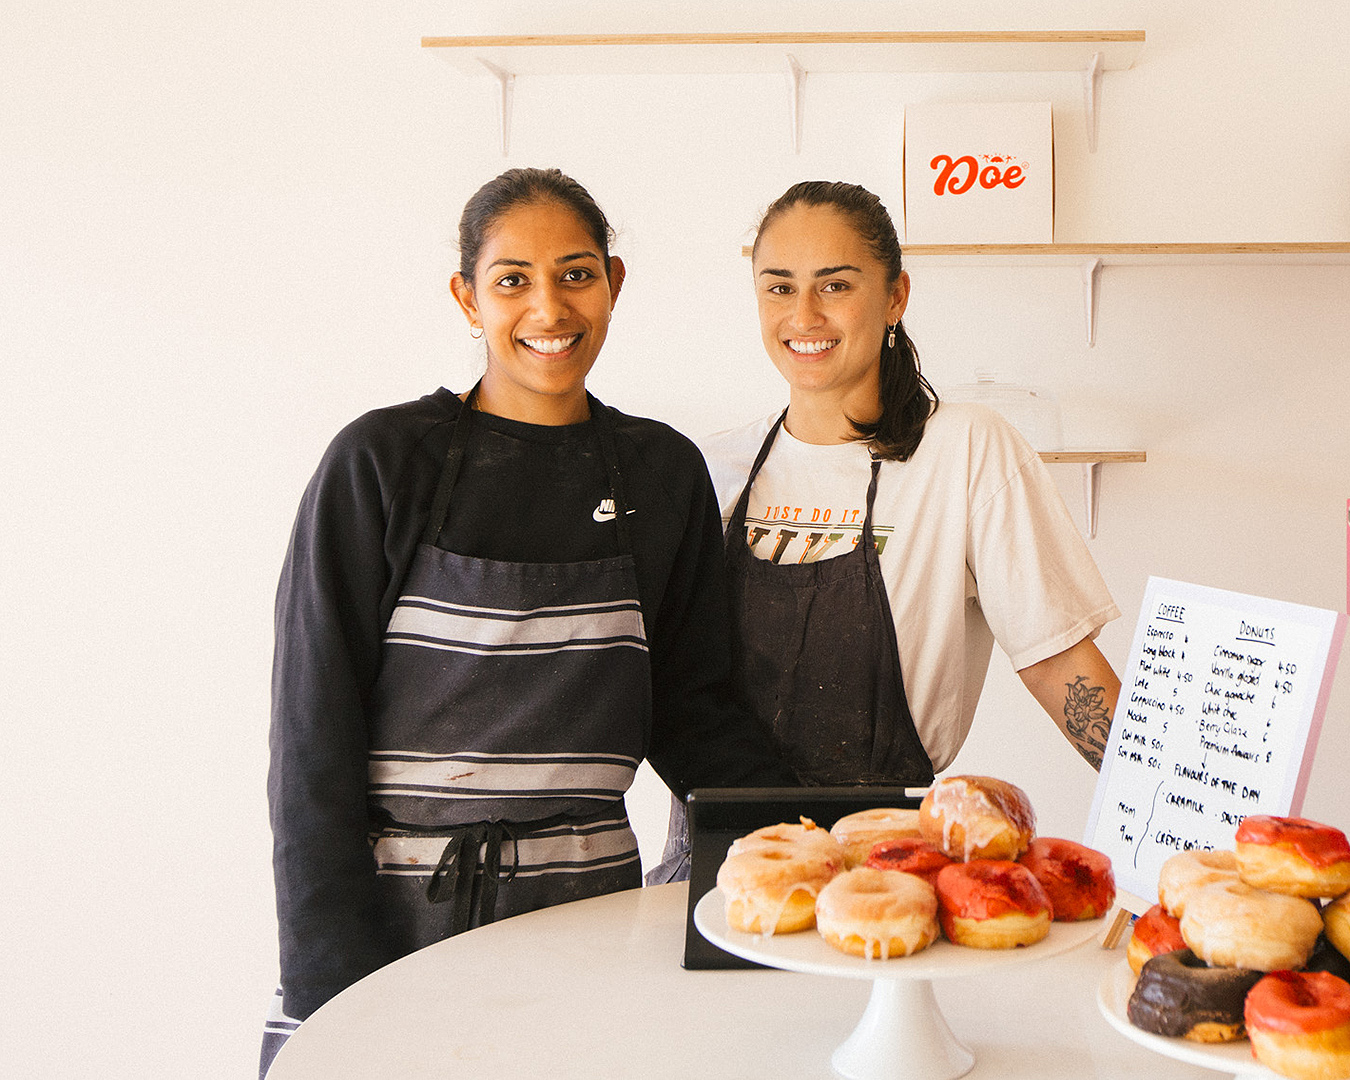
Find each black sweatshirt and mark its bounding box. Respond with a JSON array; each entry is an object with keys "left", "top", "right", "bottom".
[{"left": 268, "top": 389, "right": 793, "bottom": 1019}]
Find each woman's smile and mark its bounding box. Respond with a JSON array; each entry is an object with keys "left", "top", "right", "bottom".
[
  {"left": 520, "top": 332, "right": 583, "bottom": 356},
  {"left": 785, "top": 337, "right": 841, "bottom": 356}
]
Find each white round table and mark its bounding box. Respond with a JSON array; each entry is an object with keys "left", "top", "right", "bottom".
[{"left": 267, "top": 882, "right": 1227, "bottom": 1079}]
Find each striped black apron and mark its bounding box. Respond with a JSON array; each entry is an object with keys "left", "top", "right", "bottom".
[
  {"left": 366, "top": 390, "right": 649, "bottom": 955},
  {"left": 263, "top": 392, "right": 649, "bottom": 1077}
]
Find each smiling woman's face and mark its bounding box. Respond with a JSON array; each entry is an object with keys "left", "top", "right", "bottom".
[
  {"left": 753, "top": 203, "right": 908, "bottom": 418},
  {"left": 451, "top": 198, "right": 624, "bottom": 425}
]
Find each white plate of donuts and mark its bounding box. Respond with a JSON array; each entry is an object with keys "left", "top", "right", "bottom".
[
  {"left": 695, "top": 775, "right": 1115, "bottom": 980},
  {"left": 1101, "top": 814, "right": 1350, "bottom": 1080}
]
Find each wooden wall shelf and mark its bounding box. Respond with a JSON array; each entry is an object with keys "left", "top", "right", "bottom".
[
  {"left": 1038, "top": 451, "right": 1147, "bottom": 538},
  {"left": 422, "top": 29, "right": 1145, "bottom": 153}
]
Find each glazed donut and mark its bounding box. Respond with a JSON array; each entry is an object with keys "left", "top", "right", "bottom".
[
  {"left": 814, "top": 867, "right": 940, "bottom": 959},
  {"left": 935, "top": 859, "right": 1052, "bottom": 949},
  {"left": 866, "top": 837, "right": 954, "bottom": 888},
  {"left": 716, "top": 840, "right": 842, "bottom": 935},
  {"left": 1236, "top": 815, "right": 1350, "bottom": 900},
  {"left": 727, "top": 817, "right": 844, "bottom": 861},
  {"left": 1127, "top": 903, "right": 1187, "bottom": 975},
  {"left": 1180, "top": 879, "right": 1322, "bottom": 971},
  {"left": 1157, "top": 849, "right": 1240, "bottom": 919},
  {"left": 830, "top": 807, "right": 923, "bottom": 867},
  {"left": 1017, "top": 837, "right": 1116, "bottom": 922},
  {"left": 1326, "top": 893, "right": 1350, "bottom": 962},
  {"left": 1126, "top": 948, "right": 1263, "bottom": 1043},
  {"left": 919, "top": 775, "right": 1036, "bottom": 862},
  {"left": 1245, "top": 970, "right": 1350, "bottom": 1080}
]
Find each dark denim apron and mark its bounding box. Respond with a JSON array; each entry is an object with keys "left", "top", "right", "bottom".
[
  {"left": 649, "top": 412, "right": 932, "bottom": 883},
  {"left": 724, "top": 411, "right": 933, "bottom": 785}
]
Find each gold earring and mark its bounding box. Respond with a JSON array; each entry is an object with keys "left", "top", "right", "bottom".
[{"left": 470, "top": 325, "right": 484, "bottom": 340}]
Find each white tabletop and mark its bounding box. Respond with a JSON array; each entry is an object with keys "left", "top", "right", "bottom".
[{"left": 267, "top": 882, "right": 1227, "bottom": 1079}]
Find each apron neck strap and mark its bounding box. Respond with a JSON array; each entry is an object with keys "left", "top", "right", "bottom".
[
  {"left": 420, "top": 383, "right": 480, "bottom": 546},
  {"left": 726, "top": 408, "right": 788, "bottom": 539}
]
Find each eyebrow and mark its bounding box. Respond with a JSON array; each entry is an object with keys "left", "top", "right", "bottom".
[
  {"left": 758, "top": 264, "right": 864, "bottom": 278},
  {"left": 486, "top": 251, "right": 602, "bottom": 271}
]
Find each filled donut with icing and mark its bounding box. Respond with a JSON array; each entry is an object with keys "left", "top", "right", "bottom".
[
  {"left": 1017, "top": 837, "right": 1115, "bottom": 921},
  {"left": 935, "top": 859, "right": 1051, "bottom": 948},
  {"left": 866, "top": 837, "right": 954, "bottom": 888},
  {"left": 1236, "top": 815, "right": 1350, "bottom": 901},
  {"left": 919, "top": 775, "right": 1036, "bottom": 862}
]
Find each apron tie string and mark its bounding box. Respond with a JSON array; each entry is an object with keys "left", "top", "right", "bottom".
[{"left": 422, "top": 818, "right": 545, "bottom": 934}]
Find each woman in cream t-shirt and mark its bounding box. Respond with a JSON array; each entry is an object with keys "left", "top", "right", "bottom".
[{"left": 652, "top": 180, "right": 1119, "bottom": 881}]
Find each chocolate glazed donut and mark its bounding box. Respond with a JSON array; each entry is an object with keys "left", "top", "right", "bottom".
[{"left": 1127, "top": 948, "right": 1264, "bottom": 1043}]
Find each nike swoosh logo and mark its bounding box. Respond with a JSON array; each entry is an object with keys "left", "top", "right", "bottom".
[{"left": 593, "top": 499, "right": 636, "bottom": 523}]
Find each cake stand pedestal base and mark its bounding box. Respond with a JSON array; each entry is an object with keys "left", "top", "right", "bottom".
[{"left": 831, "top": 977, "right": 974, "bottom": 1080}]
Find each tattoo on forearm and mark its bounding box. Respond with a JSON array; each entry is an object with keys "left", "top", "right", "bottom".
[{"left": 1064, "top": 675, "right": 1111, "bottom": 770}]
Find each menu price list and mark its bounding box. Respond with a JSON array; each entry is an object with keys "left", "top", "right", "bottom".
[{"left": 1087, "top": 577, "right": 1345, "bottom": 903}]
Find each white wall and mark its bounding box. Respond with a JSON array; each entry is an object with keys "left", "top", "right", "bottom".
[{"left": 4, "top": 2, "right": 1348, "bottom": 1076}]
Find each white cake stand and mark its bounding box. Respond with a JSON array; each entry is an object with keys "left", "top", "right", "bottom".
[
  {"left": 694, "top": 888, "right": 1104, "bottom": 1080},
  {"left": 1096, "top": 958, "right": 1281, "bottom": 1080}
]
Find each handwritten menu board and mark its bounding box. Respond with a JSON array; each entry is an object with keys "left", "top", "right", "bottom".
[{"left": 1085, "top": 576, "right": 1345, "bottom": 904}]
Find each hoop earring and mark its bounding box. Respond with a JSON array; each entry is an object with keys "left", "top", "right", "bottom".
[
  {"left": 887, "top": 322, "right": 897, "bottom": 349},
  {"left": 470, "top": 325, "right": 484, "bottom": 340}
]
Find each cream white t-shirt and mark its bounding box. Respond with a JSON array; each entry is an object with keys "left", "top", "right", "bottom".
[{"left": 701, "top": 402, "right": 1120, "bottom": 772}]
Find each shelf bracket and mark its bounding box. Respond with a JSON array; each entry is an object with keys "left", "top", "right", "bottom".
[
  {"left": 785, "top": 54, "right": 805, "bottom": 154},
  {"left": 1081, "top": 257, "right": 1103, "bottom": 347},
  {"left": 1081, "top": 461, "right": 1103, "bottom": 539},
  {"left": 477, "top": 57, "right": 515, "bottom": 156},
  {"left": 1082, "top": 51, "right": 1104, "bottom": 152}
]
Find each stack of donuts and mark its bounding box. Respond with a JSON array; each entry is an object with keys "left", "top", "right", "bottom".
[
  {"left": 714, "top": 774, "right": 1115, "bottom": 962},
  {"left": 1125, "top": 814, "right": 1350, "bottom": 1080}
]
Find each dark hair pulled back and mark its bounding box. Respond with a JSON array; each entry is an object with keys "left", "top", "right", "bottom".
[
  {"left": 457, "top": 167, "right": 615, "bottom": 284},
  {"left": 753, "top": 180, "right": 938, "bottom": 462}
]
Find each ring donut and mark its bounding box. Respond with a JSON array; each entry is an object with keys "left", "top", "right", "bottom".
[
  {"left": 717, "top": 820, "right": 844, "bottom": 934},
  {"left": 814, "top": 867, "right": 940, "bottom": 959},
  {"left": 1127, "top": 903, "right": 1187, "bottom": 976},
  {"left": 829, "top": 808, "right": 923, "bottom": 868},
  {"left": 728, "top": 818, "right": 844, "bottom": 861},
  {"left": 1157, "top": 849, "right": 1240, "bottom": 919},
  {"left": 1245, "top": 970, "right": 1350, "bottom": 1080},
  {"left": 1126, "top": 948, "right": 1263, "bottom": 1043},
  {"left": 1180, "top": 879, "right": 1322, "bottom": 971}
]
